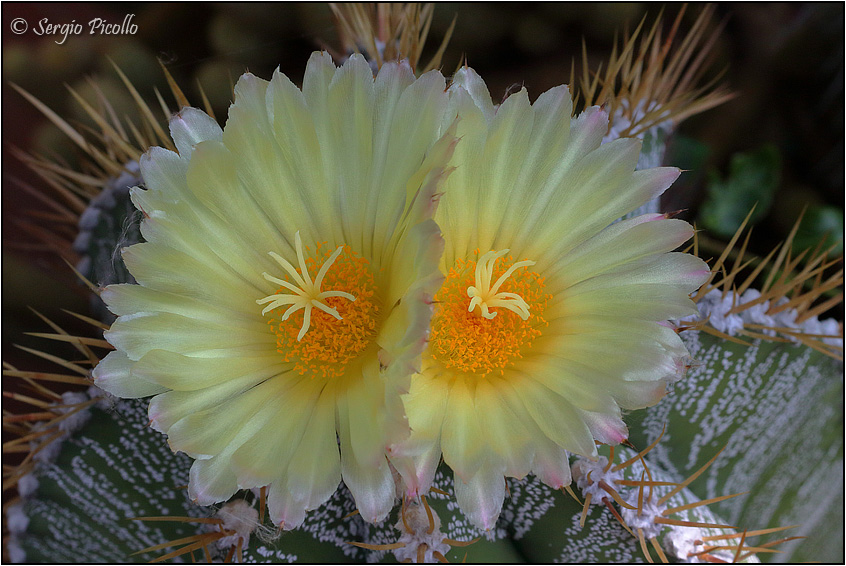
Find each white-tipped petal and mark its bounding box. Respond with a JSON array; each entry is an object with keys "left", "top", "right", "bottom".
[
  {"left": 453, "top": 464, "right": 506, "bottom": 531},
  {"left": 338, "top": 390, "right": 396, "bottom": 523},
  {"left": 267, "top": 481, "right": 308, "bottom": 531},
  {"left": 92, "top": 350, "right": 166, "bottom": 399},
  {"left": 170, "top": 106, "right": 223, "bottom": 159}
]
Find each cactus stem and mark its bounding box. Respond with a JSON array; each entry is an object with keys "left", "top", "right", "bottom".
[
  {"left": 25, "top": 429, "right": 66, "bottom": 461},
  {"left": 130, "top": 516, "right": 224, "bottom": 525}
]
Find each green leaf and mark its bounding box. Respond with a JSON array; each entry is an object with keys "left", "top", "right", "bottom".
[
  {"left": 698, "top": 144, "right": 781, "bottom": 237},
  {"left": 793, "top": 204, "right": 844, "bottom": 257}
]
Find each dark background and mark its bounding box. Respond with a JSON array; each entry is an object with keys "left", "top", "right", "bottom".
[{"left": 2, "top": 2, "right": 844, "bottom": 355}]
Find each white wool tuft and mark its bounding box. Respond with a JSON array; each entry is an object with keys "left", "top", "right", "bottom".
[
  {"left": 571, "top": 456, "right": 624, "bottom": 503},
  {"left": 57, "top": 391, "right": 92, "bottom": 433},
  {"left": 392, "top": 501, "right": 452, "bottom": 564},
  {"left": 216, "top": 500, "right": 259, "bottom": 550}
]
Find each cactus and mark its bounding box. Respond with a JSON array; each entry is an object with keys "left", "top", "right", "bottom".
[
  {"left": 4, "top": 4, "right": 842, "bottom": 564},
  {"left": 7, "top": 212, "right": 841, "bottom": 562},
  {"left": 14, "top": 373, "right": 818, "bottom": 563}
]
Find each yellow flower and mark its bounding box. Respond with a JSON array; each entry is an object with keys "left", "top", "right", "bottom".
[
  {"left": 92, "top": 53, "right": 456, "bottom": 528},
  {"left": 392, "top": 68, "right": 710, "bottom": 530}
]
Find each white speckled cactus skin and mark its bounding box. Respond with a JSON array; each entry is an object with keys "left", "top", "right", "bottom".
[{"left": 10, "top": 317, "right": 841, "bottom": 563}]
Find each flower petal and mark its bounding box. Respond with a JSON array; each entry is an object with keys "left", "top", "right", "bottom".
[
  {"left": 531, "top": 439, "right": 572, "bottom": 490},
  {"left": 450, "top": 66, "right": 495, "bottom": 123},
  {"left": 548, "top": 217, "right": 696, "bottom": 286},
  {"left": 440, "top": 378, "right": 487, "bottom": 481},
  {"left": 105, "top": 312, "right": 272, "bottom": 361},
  {"left": 188, "top": 455, "right": 238, "bottom": 506},
  {"left": 148, "top": 374, "right": 270, "bottom": 434},
  {"left": 511, "top": 377, "right": 597, "bottom": 458},
  {"left": 230, "top": 377, "right": 322, "bottom": 488},
  {"left": 91, "top": 350, "right": 166, "bottom": 399},
  {"left": 453, "top": 464, "right": 506, "bottom": 531},
  {"left": 285, "top": 389, "right": 341, "bottom": 513},
  {"left": 169, "top": 106, "right": 223, "bottom": 160},
  {"left": 166, "top": 377, "right": 287, "bottom": 458},
  {"left": 337, "top": 388, "right": 396, "bottom": 523},
  {"left": 133, "top": 349, "right": 283, "bottom": 391},
  {"left": 267, "top": 481, "right": 307, "bottom": 531}
]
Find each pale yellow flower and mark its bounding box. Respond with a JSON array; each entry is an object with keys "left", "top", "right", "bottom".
[
  {"left": 93, "top": 53, "right": 456, "bottom": 528},
  {"left": 393, "top": 68, "right": 710, "bottom": 530}
]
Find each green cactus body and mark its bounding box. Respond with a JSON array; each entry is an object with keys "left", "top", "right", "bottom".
[
  {"left": 17, "top": 397, "right": 201, "bottom": 562},
  {"left": 16, "top": 374, "right": 800, "bottom": 564},
  {"left": 627, "top": 331, "right": 844, "bottom": 563}
]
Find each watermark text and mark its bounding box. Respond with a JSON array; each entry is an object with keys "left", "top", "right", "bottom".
[{"left": 10, "top": 14, "right": 138, "bottom": 45}]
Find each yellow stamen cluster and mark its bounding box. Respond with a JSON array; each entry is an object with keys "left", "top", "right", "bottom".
[
  {"left": 429, "top": 250, "right": 550, "bottom": 375},
  {"left": 258, "top": 232, "right": 357, "bottom": 340},
  {"left": 259, "top": 235, "right": 379, "bottom": 379},
  {"left": 468, "top": 250, "right": 536, "bottom": 319}
]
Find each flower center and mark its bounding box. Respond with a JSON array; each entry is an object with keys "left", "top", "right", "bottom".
[
  {"left": 258, "top": 232, "right": 379, "bottom": 379},
  {"left": 429, "top": 249, "right": 550, "bottom": 375}
]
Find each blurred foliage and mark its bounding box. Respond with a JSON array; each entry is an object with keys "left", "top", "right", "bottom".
[
  {"left": 699, "top": 145, "right": 781, "bottom": 238},
  {"left": 794, "top": 205, "right": 844, "bottom": 258}
]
